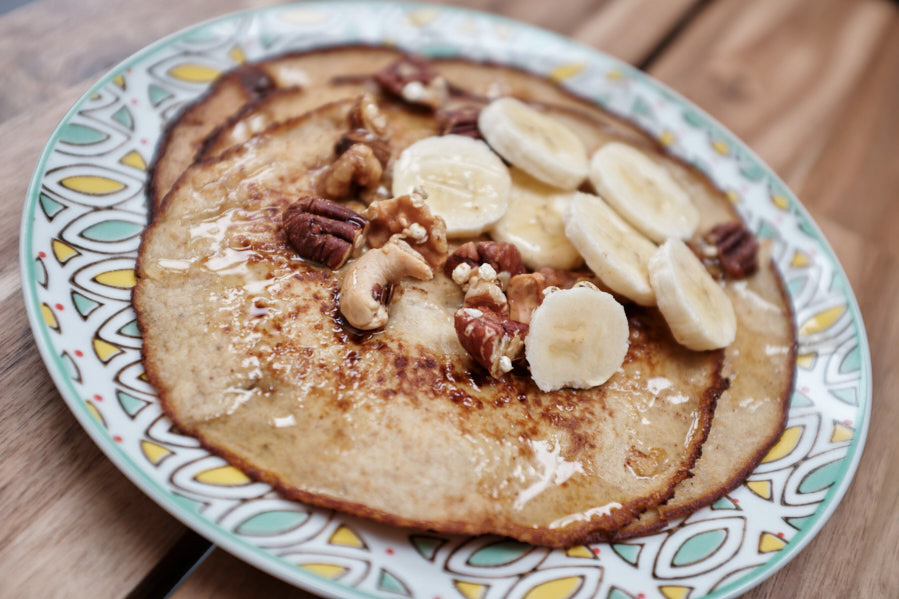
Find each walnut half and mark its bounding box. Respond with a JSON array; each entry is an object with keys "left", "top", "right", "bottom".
[{"left": 364, "top": 188, "right": 448, "bottom": 267}]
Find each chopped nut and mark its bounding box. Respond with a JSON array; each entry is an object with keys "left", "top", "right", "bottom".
[
  {"left": 443, "top": 241, "right": 526, "bottom": 279},
  {"left": 376, "top": 55, "right": 449, "bottom": 110},
  {"left": 704, "top": 221, "right": 759, "bottom": 279},
  {"left": 347, "top": 93, "right": 388, "bottom": 138},
  {"left": 320, "top": 143, "right": 384, "bottom": 200},
  {"left": 507, "top": 272, "right": 547, "bottom": 324},
  {"left": 339, "top": 237, "right": 433, "bottom": 330},
  {"left": 282, "top": 196, "right": 367, "bottom": 269},
  {"left": 507, "top": 269, "right": 589, "bottom": 324},
  {"left": 454, "top": 307, "right": 528, "bottom": 378},
  {"left": 364, "top": 188, "right": 448, "bottom": 267},
  {"left": 464, "top": 276, "right": 509, "bottom": 315},
  {"left": 436, "top": 105, "right": 482, "bottom": 138},
  {"left": 451, "top": 262, "right": 473, "bottom": 285},
  {"left": 335, "top": 130, "right": 391, "bottom": 167}
]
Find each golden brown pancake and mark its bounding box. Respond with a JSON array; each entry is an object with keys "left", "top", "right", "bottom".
[
  {"left": 135, "top": 98, "right": 725, "bottom": 547},
  {"left": 149, "top": 46, "right": 404, "bottom": 213},
  {"left": 139, "top": 47, "right": 796, "bottom": 543}
]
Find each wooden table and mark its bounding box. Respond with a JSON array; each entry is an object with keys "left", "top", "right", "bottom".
[{"left": 2, "top": 0, "right": 897, "bottom": 597}]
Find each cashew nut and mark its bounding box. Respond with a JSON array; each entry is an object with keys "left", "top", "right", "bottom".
[{"left": 339, "top": 237, "right": 433, "bottom": 330}]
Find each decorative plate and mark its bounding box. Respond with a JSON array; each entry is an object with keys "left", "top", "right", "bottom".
[{"left": 20, "top": 3, "right": 871, "bottom": 599}]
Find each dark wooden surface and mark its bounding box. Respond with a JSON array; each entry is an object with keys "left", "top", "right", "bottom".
[{"left": 1, "top": 0, "right": 897, "bottom": 597}]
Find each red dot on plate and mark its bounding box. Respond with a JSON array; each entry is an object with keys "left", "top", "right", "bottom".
[
  {"left": 777, "top": 532, "right": 785, "bottom": 538},
  {"left": 55, "top": 303, "right": 64, "bottom": 310},
  {"left": 592, "top": 547, "right": 600, "bottom": 554},
  {"left": 140, "top": 138, "right": 148, "bottom": 145},
  {"left": 93, "top": 394, "right": 103, "bottom": 401},
  {"left": 38, "top": 251, "right": 46, "bottom": 258},
  {"left": 843, "top": 420, "right": 852, "bottom": 426},
  {"left": 733, "top": 498, "right": 739, "bottom": 503},
  {"left": 638, "top": 594, "right": 646, "bottom": 599},
  {"left": 385, "top": 548, "right": 394, "bottom": 555},
  {"left": 113, "top": 435, "right": 123, "bottom": 442},
  {"left": 74, "top": 350, "right": 84, "bottom": 357},
  {"left": 131, "top": 98, "right": 138, "bottom": 105}
]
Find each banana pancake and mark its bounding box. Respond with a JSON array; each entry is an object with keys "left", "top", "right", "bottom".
[
  {"left": 135, "top": 97, "right": 726, "bottom": 546},
  {"left": 149, "top": 46, "right": 405, "bottom": 212},
  {"left": 140, "top": 49, "right": 796, "bottom": 543}
]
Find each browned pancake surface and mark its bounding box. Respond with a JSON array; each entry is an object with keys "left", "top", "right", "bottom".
[{"left": 135, "top": 99, "right": 724, "bottom": 547}]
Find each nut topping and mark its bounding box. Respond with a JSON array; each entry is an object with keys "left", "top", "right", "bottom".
[
  {"left": 704, "top": 221, "right": 759, "bottom": 279},
  {"left": 321, "top": 143, "right": 384, "bottom": 200},
  {"left": 364, "top": 188, "right": 448, "bottom": 267},
  {"left": 376, "top": 56, "right": 449, "bottom": 110},
  {"left": 436, "top": 106, "right": 482, "bottom": 138},
  {"left": 454, "top": 307, "right": 528, "bottom": 378},
  {"left": 443, "top": 241, "right": 526, "bottom": 281},
  {"left": 283, "top": 196, "right": 367, "bottom": 269},
  {"left": 347, "top": 93, "right": 388, "bottom": 138},
  {"left": 507, "top": 268, "right": 590, "bottom": 324},
  {"left": 339, "top": 237, "right": 433, "bottom": 330}
]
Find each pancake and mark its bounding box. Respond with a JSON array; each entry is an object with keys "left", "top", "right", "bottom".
[
  {"left": 135, "top": 98, "right": 725, "bottom": 546},
  {"left": 149, "top": 46, "right": 404, "bottom": 213},
  {"left": 138, "top": 48, "right": 796, "bottom": 544}
]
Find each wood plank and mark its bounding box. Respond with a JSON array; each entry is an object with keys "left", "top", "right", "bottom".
[
  {"left": 742, "top": 19, "right": 899, "bottom": 598},
  {"left": 0, "top": 87, "right": 186, "bottom": 597},
  {"left": 571, "top": 0, "right": 702, "bottom": 64},
  {"left": 648, "top": 0, "right": 895, "bottom": 189}
]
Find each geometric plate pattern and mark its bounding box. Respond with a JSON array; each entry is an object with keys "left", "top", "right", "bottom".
[{"left": 20, "top": 4, "right": 870, "bottom": 599}]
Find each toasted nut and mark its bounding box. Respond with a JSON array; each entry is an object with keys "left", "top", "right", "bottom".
[
  {"left": 464, "top": 276, "right": 509, "bottom": 315},
  {"left": 335, "top": 130, "right": 391, "bottom": 167},
  {"left": 339, "top": 237, "right": 433, "bottom": 330},
  {"left": 376, "top": 55, "right": 449, "bottom": 110},
  {"left": 507, "top": 272, "right": 547, "bottom": 324},
  {"left": 364, "top": 187, "right": 448, "bottom": 267},
  {"left": 283, "top": 196, "right": 368, "bottom": 269},
  {"left": 436, "top": 105, "right": 482, "bottom": 138},
  {"left": 454, "top": 307, "right": 528, "bottom": 378},
  {"left": 321, "top": 143, "right": 384, "bottom": 200},
  {"left": 347, "top": 93, "right": 388, "bottom": 138},
  {"left": 443, "top": 241, "right": 526, "bottom": 279},
  {"left": 705, "top": 221, "right": 759, "bottom": 279}
]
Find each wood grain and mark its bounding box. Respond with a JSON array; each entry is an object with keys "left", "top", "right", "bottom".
[
  {"left": 1, "top": 0, "right": 897, "bottom": 598},
  {"left": 648, "top": 0, "right": 896, "bottom": 189}
]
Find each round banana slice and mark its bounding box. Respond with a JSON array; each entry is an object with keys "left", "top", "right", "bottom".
[
  {"left": 490, "top": 168, "right": 583, "bottom": 270},
  {"left": 648, "top": 238, "right": 736, "bottom": 351},
  {"left": 478, "top": 97, "right": 588, "bottom": 190},
  {"left": 392, "top": 135, "right": 511, "bottom": 237},
  {"left": 589, "top": 142, "right": 699, "bottom": 243},
  {"left": 564, "top": 192, "right": 657, "bottom": 306},
  {"left": 526, "top": 285, "right": 629, "bottom": 392}
]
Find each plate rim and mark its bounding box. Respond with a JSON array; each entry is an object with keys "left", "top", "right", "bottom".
[{"left": 18, "top": 2, "right": 873, "bottom": 598}]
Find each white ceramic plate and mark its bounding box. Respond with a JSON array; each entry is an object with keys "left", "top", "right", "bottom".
[{"left": 21, "top": 3, "right": 871, "bottom": 598}]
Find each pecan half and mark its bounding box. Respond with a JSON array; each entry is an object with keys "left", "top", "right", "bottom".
[
  {"left": 443, "top": 241, "right": 526, "bottom": 280},
  {"left": 364, "top": 188, "right": 448, "bottom": 267},
  {"left": 283, "top": 196, "right": 367, "bottom": 269},
  {"left": 454, "top": 307, "right": 528, "bottom": 378},
  {"left": 375, "top": 55, "right": 449, "bottom": 110},
  {"left": 320, "top": 143, "right": 384, "bottom": 200},
  {"left": 436, "top": 105, "right": 482, "bottom": 138},
  {"left": 705, "top": 221, "right": 758, "bottom": 279}
]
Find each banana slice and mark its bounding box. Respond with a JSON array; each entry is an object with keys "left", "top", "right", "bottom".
[
  {"left": 478, "top": 97, "right": 588, "bottom": 190},
  {"left": 589, "top": 142, "right": 699, "bottom": 243},
  {"left": 490, "top": 168, "right": 583, "bottom": 270},
  {"left": 564, "top": 192, "right": 657, "bottom": 306},
  {"left": 526, "top": 284, "right": 629, "bottom": 392},
  {"left": 648, "top": 238, "right": 736, "bottom": 350},
  {"left": 392, "top": 135, "right": 510, "bottom": 237}
]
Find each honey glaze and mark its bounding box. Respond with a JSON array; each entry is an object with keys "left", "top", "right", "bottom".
[{"left": 134, "top": 58, "right": 750, "bottom": 543}]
